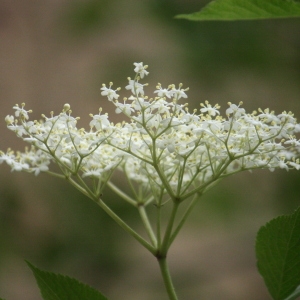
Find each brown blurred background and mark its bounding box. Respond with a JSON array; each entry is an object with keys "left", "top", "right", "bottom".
[{"left": 0, "top": 0, "right": 300, "bottom": 299}]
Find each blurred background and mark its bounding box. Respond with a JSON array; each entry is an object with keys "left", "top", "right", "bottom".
[{"left": 0, "top": 0, "right": 300, "bottom": 299}]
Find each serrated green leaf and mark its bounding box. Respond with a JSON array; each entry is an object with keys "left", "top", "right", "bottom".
[
  {"left": 256, "top": 206, "right": 300, "bottom": 300},
  {"left": 176, "top": 0, "right": 300, "bottom": 21},
  {"left": 26, "top": 261, "right": 108, "bottom": 300}
]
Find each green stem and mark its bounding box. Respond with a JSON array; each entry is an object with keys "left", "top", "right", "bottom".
[
  {"left": 156, "top": 203, "right": 162, "bottom": 249},
  {"left": 96, "top": 199, "right": 156, "bottom": 255},
  {"left": 138, "top": 205, "right": 157, "bottom": 247},
  {"left": 107, "top": 181, "right": 137, "bottom": 206},
  {"left": 169, "top": 194, "right": 199, "bottom": 246},
  {"left": 157, "top": 256, "right": 178, "bottom": 300},
  {"left": 161, "top": 201, "right": 180, "bottom": 253}
]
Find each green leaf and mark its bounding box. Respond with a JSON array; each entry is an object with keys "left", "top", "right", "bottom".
[
  {"left": 284, "top": 285, "right": 300, "bottom": 300},
  {"left": 26, "top": 261, "right": 108, "bottom": 300},
  {"left": 176, "top": 0, "right": 300, "bottom": 21},
  {"left": 256, "top": 207, "right": 300, "bottom": 300}
]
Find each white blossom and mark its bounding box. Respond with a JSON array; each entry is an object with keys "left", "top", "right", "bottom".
[
  {"left": 154, "top": 84, "right": 173, "bottom": 98},
  {"left": 125, "top": 80, "right": 145, "bottom": 96},
  {"left": 200, "top": 101, "right": 220, "bottom": 116},
  {"left": 2, "top": 63, "right": 300, "bottom": 201},
  {"left": 100, "top": 83, "right": 120, "bottom": 101},
  {"left": 133, "top": 62, "right": 149, "bottom": 78}
]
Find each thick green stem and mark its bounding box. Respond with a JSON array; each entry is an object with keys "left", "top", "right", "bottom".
[{"left": 157, "top": 256, "right": 178, "bottom": 300}]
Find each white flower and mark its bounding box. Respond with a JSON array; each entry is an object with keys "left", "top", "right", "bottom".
[
  {"left": 2, "top": 63, "right": 300, "bottom": 201},
  {"left": 278, "top": 159, "right": 289, "bottom": 171},
  {"left": 115, "top": 102, "right": 134, "bottom": 115},
  {"left": 154, "top": 84, "right": 173, "bottom": 98},
  {"left": 170, "top": 84, "right": 188, "bottom": 100},
  {"left": 133, "top": 62, "right": 149, "bottom": 78},
  {"left": 32, "top": 162, "right": 50, "bottom": 176},
  {"left": 288, "top": 160, "right": 300, "bottom": 170},
  {"left": 101, "top": 84, "right": 119, "bottom": 101},
  {"left": 200, "top": 101, "right": 220, "bottom": 116},
  {"left": 12, "top": 103, "right": 32, "bottom": 120},
  {"left": 11, "top": 161, "right": 30, "bottom": 172},
  {"left": 89, "top": 113, "right": 110, "bottom": 130},
  {"left": 125, "top": 80, "right": 145, "bottom": 95},
  {"left": 5, "top": 115, "right": 14, "bottom": 125},
  {"left": 128, "top": 96, "right": 150, "bottom": 110},
  {"left": 226, "top": 103, "right": 245, "bottom": 117},
  {"left": 0, "top": 151, "right": 15, "bottom": 165}
]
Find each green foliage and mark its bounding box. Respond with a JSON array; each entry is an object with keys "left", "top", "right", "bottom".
[
  {"left": 284, "top": 286, "right": 300, "bottom": 300},
  {"left": 256, "top": 207, "right": 300, "bottom": 300},
  {"left": 176, "top": 0, "right": 300, "bottom": 21},
  {"left": 26, "top": 261, "right": 108, "bottom": 300}
]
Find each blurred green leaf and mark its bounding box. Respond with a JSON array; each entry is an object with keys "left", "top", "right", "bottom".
[
  {"left": 284, "top": 285, "right": 300, "bottom": 300},
  {"left": 176, "top": 0, "right": 300, "bottom": 21},
  {"left": 27, "top": 261, "right": 108, "bottom": 300},
  {"left": 256, "top": 206, "right": 300, "bottom": 300}
]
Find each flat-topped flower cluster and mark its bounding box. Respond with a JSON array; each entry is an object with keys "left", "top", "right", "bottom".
[{"left": 1, "top": 62, "right": 300, "bottom": 201}]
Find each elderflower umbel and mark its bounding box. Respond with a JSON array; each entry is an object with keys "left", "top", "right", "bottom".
[{"left": 1, "top": 62, "right": 300, "bottom": 203}]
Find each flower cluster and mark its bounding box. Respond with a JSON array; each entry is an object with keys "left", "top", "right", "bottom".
[{"left": 1, "top": 63, "right": 300, "bottom": 202}]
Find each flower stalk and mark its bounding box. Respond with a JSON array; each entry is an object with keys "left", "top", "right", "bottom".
[{"left": 157, "top": 256, "right": 178, "bottom": 300}]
